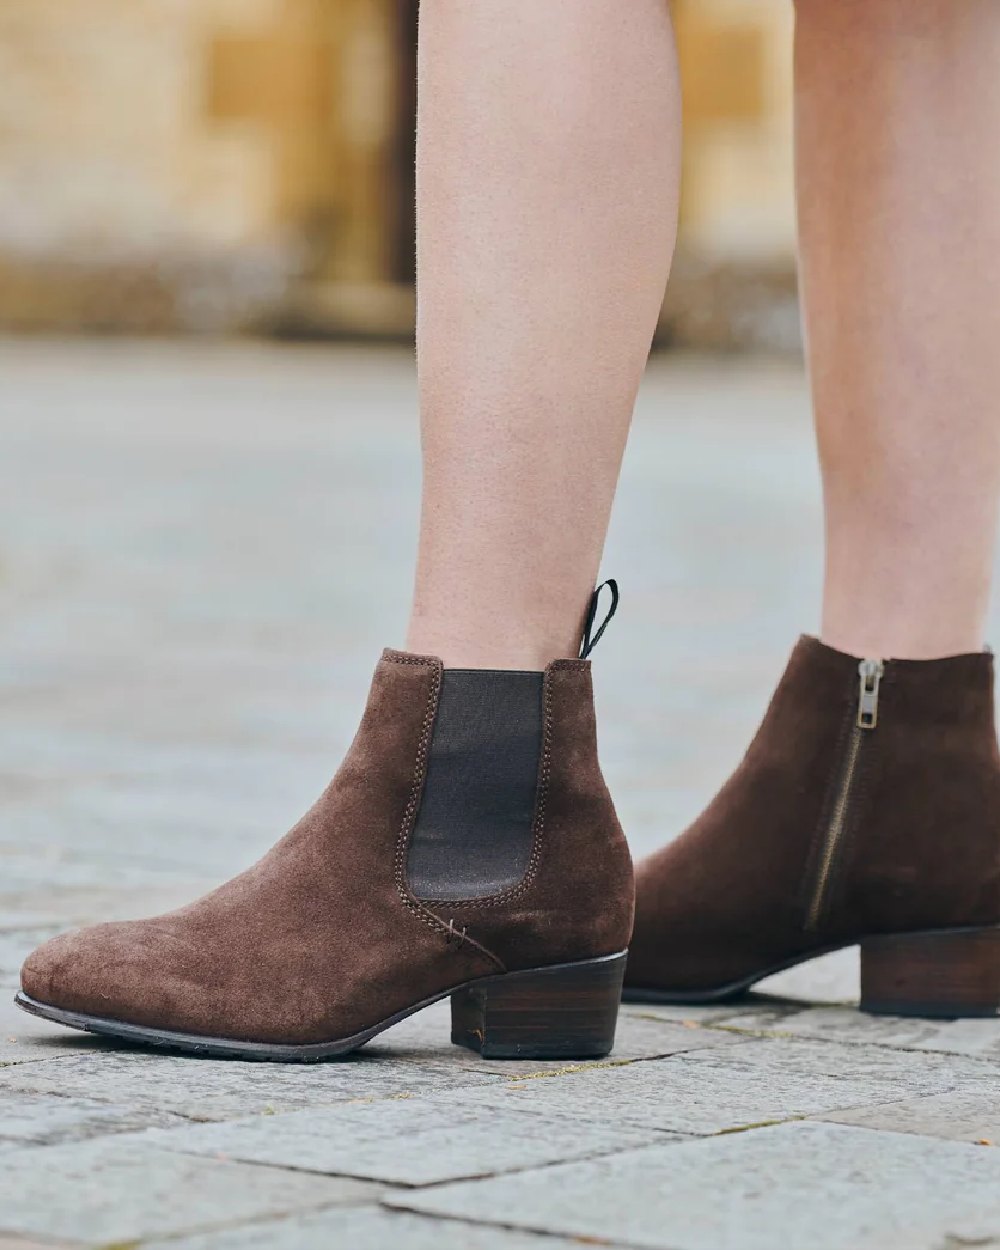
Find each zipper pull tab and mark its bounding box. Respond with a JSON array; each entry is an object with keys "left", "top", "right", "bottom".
[{"left": 857, "top": 659, "right": 885, "bottom": 730}]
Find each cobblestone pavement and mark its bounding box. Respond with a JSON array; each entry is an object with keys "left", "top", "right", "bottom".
[{"left": 2, "top": 339, "right": 1000, "bottom": 1249}]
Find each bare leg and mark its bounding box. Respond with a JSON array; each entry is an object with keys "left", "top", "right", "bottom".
[
  {"left": 796, "top": 0, "right": 1000, "bottom": 659},
  {"left": 407, "top": 0, "right": 680, "bottom": 669}
]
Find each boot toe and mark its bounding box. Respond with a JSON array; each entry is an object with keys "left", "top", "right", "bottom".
[
  {"left": 20, "top": 932, "right": 72, "bottom": 1006},
  {"left": 20, "top": 921, "right": 184, "bottom": 1028},
  {"left": 19, "top": 919, "right": 329, "bottom": 1045}
]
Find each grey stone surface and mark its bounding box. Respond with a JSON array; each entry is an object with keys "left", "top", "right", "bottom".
[
  {"left": 0, "top": 1091, "right": 184, "bottom": 1144},
  {"left": 0, "top": 341, "right": 837, "bottom": 876},
  {"left": 681, "top": 1034, "right": 994, "bottom": 1097},
  {"left": 820, "top": 1087, "right": 1000, "bottom": 1144},
  {"left": 852, "top": 1212, "right": 1000, "bottom": 1250},
  {"left": 0, "top": 1049, "right": 501, "bottom": 1120},
  {"left": 424, "top": 1045, "right": 949, "bottom": 1137},
  {"left": 4, "top": 341, "right": 1000, "bottom": 1247},
  {"left": 618, "top": 1000, "right": 750, "bottom": 1026},
  {"left": 0, "top": 879, "right": 219, "bottom": 935},
  {"left": 0, "top": 933, "right": 59, "bottom": 990},
  {"left": 144, "top": 1207, "right": 618, "bottom": 1250},
  {"left": 0, "top": 997, "right": 94, "bottom": 1066},
  {"left": 0, "top": 1139, "right": 376, "bottom": 1243},
  {"left": 0, "top": 1238, "right": 73, "bottom": 1250},
  {"left": 722, "top": 1000, "right": 1000, "bottom": 1060},
  {"left": 0, "top": 842, "right": 209, "bottom": 900},
  {"left": 753, "top": 945, "right": 860, "bottom": 1004},
  {"left": 140, "top": 1095, "right": 665, "bottom": 1184},
  {"left": 390, "top": 1122, "right": 1000, "bottom": 1250}
]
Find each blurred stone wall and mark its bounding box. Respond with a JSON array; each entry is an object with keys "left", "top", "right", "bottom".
[
  {"left": 0, "top": 0, "right": 797, "bottom": 348},
  {"left": 0, "top": 0, "right": 275, "bottom": 331},
  {"left": 0, "top": 0, "right": 406, "bottom": 334},
  {"left": 667, "top": 0, "right": 798, "bottom": 351}
]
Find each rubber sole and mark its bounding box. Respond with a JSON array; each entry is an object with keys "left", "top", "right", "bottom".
[
  {"left": 14, "top": 950, "right": 628, "bottom": 1064},
  {"left": 623, "top": 925, "right": 1000, "bottom": 1019}
]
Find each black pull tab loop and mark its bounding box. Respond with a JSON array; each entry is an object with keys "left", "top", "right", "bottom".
[{"left": 579, "top": 579, "right": 619, "bottom": 660}]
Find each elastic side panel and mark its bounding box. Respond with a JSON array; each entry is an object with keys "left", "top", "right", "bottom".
[{"left": 406, "top": 669, "right": 544, "bottom": 901}]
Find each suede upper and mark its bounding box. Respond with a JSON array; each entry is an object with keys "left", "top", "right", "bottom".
[
  {"left": 627, "top": 636, "right": 1000, "bottom": 995},
  {"left": 21, "top": 648, "right": 632, "bottom": 1046}
]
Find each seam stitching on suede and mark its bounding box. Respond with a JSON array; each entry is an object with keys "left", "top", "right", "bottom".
[
  {"left": 392, "top": 658, "right": 506, "bottom": 972},
  {"left": 421, "top": 663, "right": 565, "bottom": 912}
]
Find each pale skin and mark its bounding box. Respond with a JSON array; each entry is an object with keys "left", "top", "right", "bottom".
[
  {"left": 407, "top": 0, "right": 1000, "bottom": 670},
  {"left": 407, "top": 0, "right": 680, "bottom": 669},
  {"left": 797, "top": 0, "right": 1000, "bottom": 660}
]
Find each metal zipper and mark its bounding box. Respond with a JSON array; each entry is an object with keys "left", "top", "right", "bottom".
[{"left": 806, "top": 658, "right": 884, "bottom": 931}]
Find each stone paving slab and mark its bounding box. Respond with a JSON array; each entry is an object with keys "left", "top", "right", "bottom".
[
  {"left": 0, "top": 841, "right": 207, "bottom": 897},
  {"left": 753, "top": 944, "right": 860, "bottom": 1004},
  {"left": 0, "top": 1049, "right": 502, "bottom": 1120},
  {"left": 408, "top": 1046, "right": 928, "bottom": 1137},
  {"left": 0, "top": 1139, "right": 378, "bottom": 1244},
  {"left": 0, "top": 1238, "right": 74, "bottom": 1250},
  {"left": 0, "top": 879, "right": 218, "bottom": 935},
  {"left": 719, "top": 1001, "right": 1000, "bottom": 1060},
  {"left": 819, "top": 1087, "right": 1000, "bottom": 1145},
  {"left": 851, "top": 1213, "right": 1000, "bottom": 1250},
  {"left": 618, "top": 1000, "right": 750, "bottom": 1026},
  {"left": 681, "top": 1033, "right": 996, "bottom": 1096},
  {"left": 388, "top": 1121, "right": 1000, "bottom": 1250},
  {"left": 138, "top": 1095, "right": 668, "bottom": 1185},
  {"left": 0, "top": 998, "right": 94, "bottom": 1067},
  {"left": 0, "top": 1091, "right": 186, "bottom": 1145},
  {"left": 0, "top": 932, "right": 61, "bottom": 990},
  {"left": 1, "top": 774, "right": 318, "bottom": 879},
  {"left": 143, "top": 1207, "right": 620, "bottom": 1250}
]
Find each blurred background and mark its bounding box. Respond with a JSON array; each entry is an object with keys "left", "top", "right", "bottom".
[{"left": 0, "top": 0, "right": 797, "bottom": 350}]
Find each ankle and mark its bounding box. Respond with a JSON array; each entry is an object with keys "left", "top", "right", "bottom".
[
  {"left": 405, "top": 620, "right": 577, "bottom": 670},
  {"left": 819, "top": 616, "right": 987, "bottom": 662},
  {"left": 406, "top": 578, "right": 618, "bottom": 669},
  {"left": 821, "top": 511, "right": 994, "bottom": 660}
]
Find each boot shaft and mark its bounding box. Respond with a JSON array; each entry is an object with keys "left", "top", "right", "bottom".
[
  {"left": 346, "top": 649, "right": 633, "bottom": 969},
  {"left": 627, "top": 635, "right": 1000, "bottom": 1006},
  {"left": 719, "top": 636, "right": 1000, "bottom": 938},
  {"left": 801, "top": 640, "right": 1000, "bottom": 936}
]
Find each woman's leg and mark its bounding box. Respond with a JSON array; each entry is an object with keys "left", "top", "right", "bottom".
[
  {"left": 796, "top": 0, "right": 1000, "bottom": 660},
  {"left": 626, "top": 0, "right": 1000, "bottom": 1018},
  {"left": 21, "top": 2, "right": 683, "bottom": 1059},
  {"left": 408, "top": 0, "right": 681, "bottom": 669}
]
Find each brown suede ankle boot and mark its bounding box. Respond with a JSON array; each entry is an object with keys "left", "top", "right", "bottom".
[
  {"left": 625, "top": 636, "right": 1000, "bottom": 1018},
  {"left": 18, "top": 648, "right": 632, "bottom": 1060}
]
